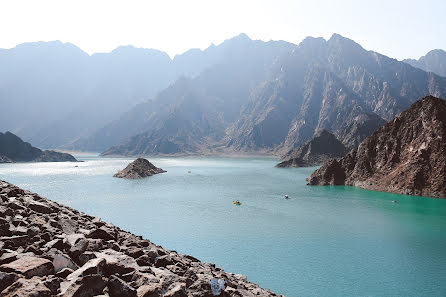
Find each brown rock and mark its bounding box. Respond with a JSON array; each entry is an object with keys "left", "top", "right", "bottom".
[
  {"left": 107, "top": 275, "right": 137, "bottom": 297},
  {"left": 0, "top": 277, "right": 51, "bottom": 297},
  {"left": 59, "top": 274, "right": 106, "bottom": 297},
  {"left": 0, "top": 272, "right": 20, "bottom": 292},
  {"left": 308, "top": 96, "right": 446, "bottom": 199},
  {"left": 136, "top": 283, "right": 161, "bottom": 297},
  {"left": 86, "top": 227, "right": 115, "bottom": 241},
  {"left": 0, "top": 256, "right": 54, "bottom": 278},
  {"left": 27, "top": 200, "right": 52, "bottom": 214}
]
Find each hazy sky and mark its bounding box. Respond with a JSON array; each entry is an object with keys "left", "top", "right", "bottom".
[{"left": 0, "top": 0, "right": 444, "bottom": 60}]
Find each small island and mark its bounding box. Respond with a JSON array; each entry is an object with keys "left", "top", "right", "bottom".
[{"left": 113, "top": 158, "right": 166, "bottom": 179}]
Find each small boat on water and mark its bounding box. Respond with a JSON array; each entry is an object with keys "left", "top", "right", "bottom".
[
  {"left": 284, "top": 195, "right": 289, "bottom": 199},
  {"left": 392, "top": 200, "right": 399, "bottom": 203},
  {"left": 233, "top": 200, "right": 241, "bottom": 205}
]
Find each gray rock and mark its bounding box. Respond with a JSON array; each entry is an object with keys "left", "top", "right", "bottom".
[
  {"left": 107, "top": 275, "right": 137, "bottom": 297},
  {"left": 0, "top": 256, "right": 54, "bottom": 278}
]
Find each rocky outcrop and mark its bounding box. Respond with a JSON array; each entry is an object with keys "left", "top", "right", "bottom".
[
  {"left": 0, "top": 180, "right": 281, "bottom": 296},
  {"left": 307, "top": 96, "right": 446, "bottom": 199},
  {"left": 0, "top": 132, "right": 76, "bottom": 162},
  {"left": 113, "top": 158, "right": 166, "bottom": 179},
  {"left": 276, "top": 130, "right": 347, "bottom": 167}
]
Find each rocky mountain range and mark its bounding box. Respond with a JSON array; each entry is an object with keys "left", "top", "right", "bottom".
[
  {"left": 0, "top": 132, "right": 76, "bottom": 162},
  {"left": 3, "top": 34, "right": 446, "bottom": 157},
  {"left": 404, "top": 49, "right": 446, "bottom": 77},
  {"left": 100, "top": 34, "right": 446, "bottom": 157},
  {"left": 307, "top": 96, "right": 446, "bottom": 199},
  {"left": 276, "top": 130, "right": 347, "bottom": 167},
  {"left": 0, "top": 36, "right": 265, "bottom": 150}
]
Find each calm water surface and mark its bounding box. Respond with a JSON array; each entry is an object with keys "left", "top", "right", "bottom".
[{"left": 1, "top": 155, "right": 446, "bottom": 297}]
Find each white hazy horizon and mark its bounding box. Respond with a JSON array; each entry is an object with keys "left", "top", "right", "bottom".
[{"left": 1, "top": 0, "right": 445, "bottom": 60}]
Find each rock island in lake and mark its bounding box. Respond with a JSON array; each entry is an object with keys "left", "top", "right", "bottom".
[{"left": 113, "top": 158, "right": 166, "bottom": 179}]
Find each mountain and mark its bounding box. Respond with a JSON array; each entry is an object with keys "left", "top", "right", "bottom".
[
  {"left": 404, "top": 49, "right": 446, "bottom": 77},
  {"left": 307, "top": 96, "right": 446, "bottom": 199},
  {"left": 226, "top": 34, "right": 446, "bottom": 155},
  {"left": 276, "top": 130, "right": 347, "bottom": 167},
  {"left": 0, "top": 39, "right": 249, "bottom": 150},
  {"left": 0, "top": 131, "right": 76, "bottom": 162},
  {"left": 100, "top": 34, "right": 446, "bottom": 156},
  {"left": 0, "top": 41, "right": 178, "bottom": 149},
  {"left": 98, "top": 35, "right": 295, "bottom": 156}
]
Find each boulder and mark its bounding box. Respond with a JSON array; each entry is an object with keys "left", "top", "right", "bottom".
[
  {"left": 107, "top": 275, "right": 137, "bottom": 297},
  {"left": 0, "top": 271, "right": 20, "bottom": 292},
  {"left": 0, "top": 277, "right": 51, "bottom": 297},
  {"left": 0, "top": 256, "right": 54, "bottom": 278},
  {"left": 59, "top": 274, "right": 106, "bottom": 297}
]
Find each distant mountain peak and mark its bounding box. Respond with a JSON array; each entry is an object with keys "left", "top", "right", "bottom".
[{"left": 328, "top": 33, "right": 364, "bottom": 50}]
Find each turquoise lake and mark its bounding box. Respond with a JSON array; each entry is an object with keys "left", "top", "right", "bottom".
[{"left": 1, "top": 155, "right": 446, "bottom": 297}]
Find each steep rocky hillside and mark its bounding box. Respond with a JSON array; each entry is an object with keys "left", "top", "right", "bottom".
[{"left": 307, "top": 96, "right": 446, "bottom": 199}]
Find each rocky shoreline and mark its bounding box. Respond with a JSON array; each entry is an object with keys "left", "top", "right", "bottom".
[{"left": 0, "top": 180, "right": 281, "bottom": 296}]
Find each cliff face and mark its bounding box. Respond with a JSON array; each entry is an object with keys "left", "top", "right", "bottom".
[
  {"left": 307, "top": 96, "right": 446, "bottom": 199},
  {"left": 276, "top": 130, "right": 347, "bottom": 167},
  {"left": 0, "top": 180, "right": 281, "bottom": 296},
  {"left": 0, "top": 132, "right": 76, "bottom": 162}
]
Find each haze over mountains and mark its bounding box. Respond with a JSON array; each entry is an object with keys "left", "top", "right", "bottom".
[
  {"left": 404, "top": 49, "right": 446, "bottom": 77},
  {"left": 2, "top": 34, "right": 446, "bottom": 156}
]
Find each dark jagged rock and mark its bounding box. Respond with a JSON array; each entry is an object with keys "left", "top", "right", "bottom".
[
  {"left": 113, "top": 158, "right": 166, "bottom": 179},
  {"left": 0, "top": 180, "right": 281, "bottom": 296},
  {"left": 276, "top": 130, "right": 347, "bottom": 167},
  {"left": 0, "top": 132, "right": 76, "bottom": 162},
  {"left": 308, "top": 96, "right": 446, "bottom": 199}
]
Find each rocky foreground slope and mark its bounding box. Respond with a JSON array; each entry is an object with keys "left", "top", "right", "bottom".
[
  {"left": 0, "top": 132, "right": 76, "bottom": 163},
  {"left": 0, "top": 180, "right": 281, "bottom": 296},
  {"left": 307, "top": 96, "right": 446, "bottom": 199},
  {"left": 276, "top": 130, "right": 347, "bottom": 167}
]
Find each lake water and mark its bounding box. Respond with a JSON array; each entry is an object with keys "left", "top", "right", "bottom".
[{"left": 1, "top": 155, "right": 446, "bottom": 297}]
